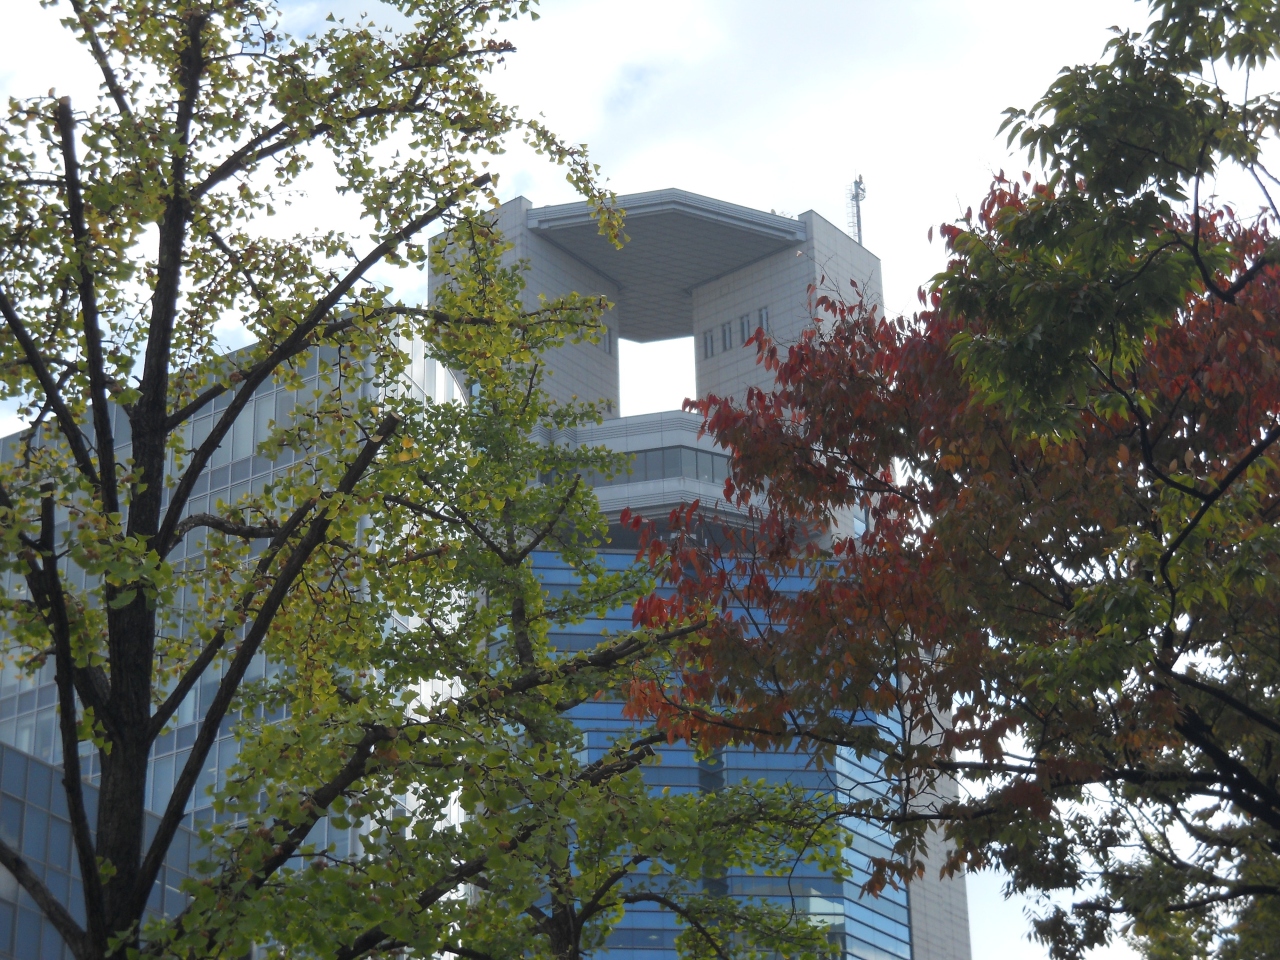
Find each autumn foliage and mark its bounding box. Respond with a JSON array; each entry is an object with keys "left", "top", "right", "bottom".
[{"left": 626, "top": 181, "right": 1280, "bottom": 957}]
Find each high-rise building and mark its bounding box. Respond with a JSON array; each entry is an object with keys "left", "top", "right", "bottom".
[
  {"left": 0, "top": 188, "right": 971, "bottom": 960},
  {"left": 471, "top": 189, "right": 972, "bottom": 960}
]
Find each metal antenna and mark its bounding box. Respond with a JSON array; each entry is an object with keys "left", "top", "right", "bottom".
[{"left": 846, "top": 175, "right": 866, "bottom": 246}]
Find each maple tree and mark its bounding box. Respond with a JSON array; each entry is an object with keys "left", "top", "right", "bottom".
[
  {"left": 0, "top": 2, "right": 841, "bottom": 958},
  {"left": 629, "top": 3, "right": 1280, "bottom": 959}
]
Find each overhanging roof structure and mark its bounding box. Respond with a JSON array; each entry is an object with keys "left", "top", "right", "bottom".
[{"left": 526, "top": 189, "right": 807, "bottom": 342}]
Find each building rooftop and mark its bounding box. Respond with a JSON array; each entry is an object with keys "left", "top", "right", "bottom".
[{"left": 526, "top": 188, "right": 808, "bottom": 342}]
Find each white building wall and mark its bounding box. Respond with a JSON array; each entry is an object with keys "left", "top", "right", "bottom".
[
  {"left": 692, "top": 210, "right": 882, "bottom": 405},
  {"left": 490, "top": 197, "right": 621, "bottom": 417},
  {"left": 909, "top": 812, "right": 973, "bottom": 960}
]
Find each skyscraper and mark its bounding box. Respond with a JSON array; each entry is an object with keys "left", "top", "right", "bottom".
[
  {"left": 466, "top": 189, "right": 972, "bottom": 960},
  {"left": 0, "top": 188, "right": 971, "bottom": 960}
]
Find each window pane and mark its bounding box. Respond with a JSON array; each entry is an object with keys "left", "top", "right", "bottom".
[
  {"left": 663, "top": 448, "right": 681, "bottom": 478},
  {"left": 697, "top": 451, "right": 714, "bottom": 483},
  {"left": 21, "top": 806, "right": 46, "bottom": 861},
  {"left": 644, "top": 450, "right": 662, "bottom": 481}
]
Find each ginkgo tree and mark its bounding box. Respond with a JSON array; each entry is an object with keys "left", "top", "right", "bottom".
[
  {"left": 0, "top": 2, "right": 843, "bottom": 959},
  {"left": 635, "top": 3, "right": 1280, "bottom": 959}
]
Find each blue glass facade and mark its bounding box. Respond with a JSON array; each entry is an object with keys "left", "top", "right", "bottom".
[
  {"left": 535, "top": 551, "right": 912, "bottom": 960},
  {"left": 0, "top": 345, "right": 384, "bottom": 959},
  {"left": 0, "top": 742, "right": 200, "bottom": 960}
]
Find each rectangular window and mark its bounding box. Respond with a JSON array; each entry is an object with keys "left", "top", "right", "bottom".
[
  {"left": 643, "top": 450, "right": 663, "bottom": 481},
  {"left": 721, "top": 323, "right": 732, "bottom": 351},
  {"left": 681, "top": 447, "right": 697, "bottom": 479},
  {"left": 663, "top": 447, "right": 682, "bottom": 478},
  {"left": 758, "top": 306, "right": 769, "bottom": 331},
  {"left": 703, "top": 331, "right": 714, "bottom": 359},
  {"left": 739, "top": 314, "right": 749, "bottom": 343},
  {"left": 697, "top": 450, "right": 715, "bottom": 483}
]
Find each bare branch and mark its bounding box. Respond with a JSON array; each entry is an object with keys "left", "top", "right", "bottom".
[{"left": 170, "top": 512, "right": 280, "bottom": 542}]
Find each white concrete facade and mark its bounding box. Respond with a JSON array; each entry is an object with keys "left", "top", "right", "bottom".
[
  {"left": 491, "top": 196, "right": 622, "bottom": 416},
  {"left": 692, "top": 209, "right": 882, "bottom": 402},
  {"left": 455, "top": 189, "right": 883, "bottom": 412}
]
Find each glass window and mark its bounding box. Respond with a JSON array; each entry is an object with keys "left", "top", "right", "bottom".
[
  {"left": 0, "top": 795, "right": 22, "bottom": 850},
  {"left": 230, "top": 409, "right": 252, "bottom": 463},
  {"left": 21, "top": 806, "right": 46, "bottom": 860},
  {"left": 663, "top": 448, "right": 681, "bottom": 478},
  {"left": 739, "top": 314, "right": 749, "bottom": 343},
  {"left": 702, "top": 331, "right": 714, "bottom": 359},
  {"left": 681, "top": 448, "right": 697, "bottom": 479},
  {"left": 191, "top": 415, "right": 212, "bottom": 451},
  {"left": 14, "top": 910, "right": 38, "bottom": 960},
  {"left": 643, "top": 450, "right": 662, "bottom": 481},
  {"left": 697, "top": 451, "right": 714, "bottom": 483},
  {"left": 254, "top": 395, "right": 273, "bottom": 444},
  {"left": 721, "top": 323, "right": 731, "bottom": 351},
  {"left": 24, "top": 762, "right": 49, "bottom": 808},
  {"left": 210, "top": 432, "right": 230, "bottom": 468},
  {"left": 274, "top": 389, "right": 295, "bottom": 427},
  {"left": 758, "top": 306, "right": 769, "bottom": 331}
]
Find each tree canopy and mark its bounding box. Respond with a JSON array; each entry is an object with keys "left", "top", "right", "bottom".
[
  {"left": 635, "top": 3, "right": 1280, "bottom": 958},
  {"left": 0, "top": 3, "right": 842, "bottom": 959}
]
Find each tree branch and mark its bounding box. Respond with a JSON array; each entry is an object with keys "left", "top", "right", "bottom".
[
  {"left": 1159, "top": 420, "right": 1280, "bottom": 574},
  {"left": 621, "top": 893, "right": 733, "bottom": 960},
  {"left": 132, "top": 414, "right": 401, "bottom": 921},
  {"left": 0, "top": 837, "right": 90, "bottom": 960},
  {"left": 56, "top": 97, "right": 118, "bottom": 516},
  {"left": 170, "top": 512, "right": 280, "bottom": 543},
  {"left": 148, "top": 495, "right": 316, "bottom": 738},
  {"left": 0, "top": 289, "right": 101, "bottom": 489},
  {"left": 67, "top": 0, "right": 133, "bottom": 118},
  {"left": 40, "top": 485, "right": 108, "bottom": 950},
  {"left": 156, "top": 173, "right": 490, "bottom": 552}
]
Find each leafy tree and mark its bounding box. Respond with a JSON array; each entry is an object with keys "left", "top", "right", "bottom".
[
  {"left": 0, "top": 2, "right": 841, "bottom": 959},
  {"left": 633, "top": 3, "right": 1280, "bottom": 958}
]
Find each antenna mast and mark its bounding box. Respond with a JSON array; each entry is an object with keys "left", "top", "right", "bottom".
[{"left": 846, "top": 175, "right": 866, "bottom": 246}]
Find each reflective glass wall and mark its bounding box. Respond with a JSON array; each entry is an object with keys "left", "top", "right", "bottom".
[{"left": 535, "top": 551, "right": 912, "bottom": 960}]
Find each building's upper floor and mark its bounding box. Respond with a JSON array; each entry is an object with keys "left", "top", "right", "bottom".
[{"left": 436, "top": 188, "right": 882, "bottom": 416}]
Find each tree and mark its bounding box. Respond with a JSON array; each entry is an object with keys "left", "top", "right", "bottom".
[
  {"left": 632, "top": 3, "right": 1280, "bottom": 958},
  {"left": 169, "top": 225, "right": 840, "bottom": 960},
  {"left": 0, "top": 3, "right": 844, "bottom": 959}
]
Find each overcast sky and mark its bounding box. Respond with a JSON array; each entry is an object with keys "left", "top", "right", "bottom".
[{"left": 5, "top": 1, "right": 1254, "bottom": 956}]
